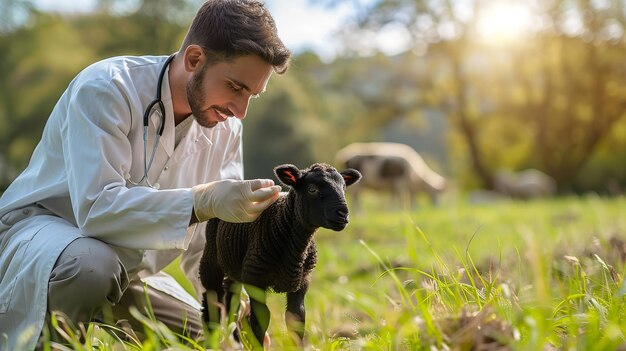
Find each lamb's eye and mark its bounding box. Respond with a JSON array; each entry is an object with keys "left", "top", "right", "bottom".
[{"left": 307, "top": 185, "right": 319, "bottom": 195}]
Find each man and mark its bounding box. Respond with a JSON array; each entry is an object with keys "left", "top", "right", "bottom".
[{"left": 0, "top": 0, "right": 291, "bottom": 349}]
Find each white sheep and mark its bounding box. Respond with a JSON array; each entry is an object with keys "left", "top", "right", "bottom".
[
  {"left": 493, "top": 169, "right": 557, "bottom": 199},
  {"left": 335, "top": 142, "right": 446, "bottom": 209}
]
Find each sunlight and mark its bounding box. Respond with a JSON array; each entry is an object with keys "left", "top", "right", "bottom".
[{"left": 475, "top": 2, "right": 534, "bottom": 45}]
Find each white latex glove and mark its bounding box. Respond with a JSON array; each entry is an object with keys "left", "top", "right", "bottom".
[{"left": 192, "top": 179, "right": 281, "bottom": 223}]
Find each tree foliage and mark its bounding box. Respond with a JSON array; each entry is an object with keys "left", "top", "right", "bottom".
[{"left": 338, "top": 0, "right": 626, "bottom": 192}]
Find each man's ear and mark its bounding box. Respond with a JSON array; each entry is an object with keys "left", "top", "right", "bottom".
[
  {"left": 341, "top": 169, "right": 362, "bottom": 187},
  {"left": 183, "top": 45, "right": 204, "bottom": 72},
  {"left": 274, "top": 164, "right": 301, "bottom": 187}
]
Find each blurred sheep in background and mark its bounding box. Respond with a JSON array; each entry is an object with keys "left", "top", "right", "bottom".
[
  {"left": 493, "top": 169, "right": 557, "bottom": 200},
  {"left": 335, "top": 142, "right": 446, "bottom": 211}
]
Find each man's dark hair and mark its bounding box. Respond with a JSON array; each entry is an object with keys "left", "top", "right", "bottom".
[{"left": 181, "top": 0, "right": 291, "bottom": 74}]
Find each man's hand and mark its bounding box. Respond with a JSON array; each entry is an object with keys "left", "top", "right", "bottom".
[{"left": 192, "top": 179, "right": 281, "bottom": 223}]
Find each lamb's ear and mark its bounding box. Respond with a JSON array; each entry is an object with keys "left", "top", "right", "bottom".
[
  {"left": 341, "top": 169, "right": 362, "bottom": 187},
  {"left": 274, "top": 164, "right": 301, "bottom": 187}
]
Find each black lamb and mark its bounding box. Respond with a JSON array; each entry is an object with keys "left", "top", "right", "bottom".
[{"left": 199, "top": 163, "right": 361, "bottom": 346}]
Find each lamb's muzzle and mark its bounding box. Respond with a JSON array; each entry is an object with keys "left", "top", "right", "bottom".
[{"left": 325, "top": 204, "right": 350, "bottom": 230}]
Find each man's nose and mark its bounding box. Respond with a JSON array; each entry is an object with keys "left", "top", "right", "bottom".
[{"left": 230, "top": 94, "right": 251, "bottom": 120}]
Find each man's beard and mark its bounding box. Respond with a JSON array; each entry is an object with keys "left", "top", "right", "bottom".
[{"left": 186, "top": 63, "right": 215, "bottom": 128}]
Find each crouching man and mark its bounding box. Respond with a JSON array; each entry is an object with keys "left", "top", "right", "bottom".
[{"left": 0, "top": 1, "right": 290, "bottom": 349}]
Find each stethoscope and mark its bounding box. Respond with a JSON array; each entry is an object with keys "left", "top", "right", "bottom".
[{"left": 125, "top": 53, "right": 176, "bottom": 190}]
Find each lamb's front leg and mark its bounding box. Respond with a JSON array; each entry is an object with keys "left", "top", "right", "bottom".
[
  {"left": 201, "top": 273, "right": 225, "bottom": 333},
  {"left": 286, "top": 282, "right": 309, "bottom": 345},
  {"left": 223, "top": 278, "right": 242, "bottom": 326},
  {"left": 244, "top": 283, "right": 270, "bottom": 348}
]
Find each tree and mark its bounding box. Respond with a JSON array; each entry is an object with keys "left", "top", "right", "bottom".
[
  {"left": 506, "top": 4, "right": 626, "bottom": 186},
  {"left": 330, "top": 0, "right": 626, "bottom": 190}
]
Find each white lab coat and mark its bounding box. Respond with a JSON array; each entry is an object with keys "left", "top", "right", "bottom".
[{"left": 0, "top": 55, "right": 244, "bottom": 350}]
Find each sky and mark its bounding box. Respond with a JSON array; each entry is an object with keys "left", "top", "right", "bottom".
[{"left": 30, "top": 0, "right": 375, "bottom": 62}]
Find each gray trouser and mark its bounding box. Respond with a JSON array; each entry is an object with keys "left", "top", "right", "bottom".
[{"left": 47, "top": 237, "right": 203, "bottom": 338}]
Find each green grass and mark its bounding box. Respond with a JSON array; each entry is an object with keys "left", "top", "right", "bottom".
[{"left": 39, "top": 194, "right": 626, "bottom": 350}]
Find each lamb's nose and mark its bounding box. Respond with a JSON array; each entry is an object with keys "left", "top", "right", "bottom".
[{"left": 337, "top": 209, "right": 349, "bottom": 219}]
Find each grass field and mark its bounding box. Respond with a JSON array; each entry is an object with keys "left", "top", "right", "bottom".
[{"left": 40, "top": 194, "right": 626, "bottom": 350}]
